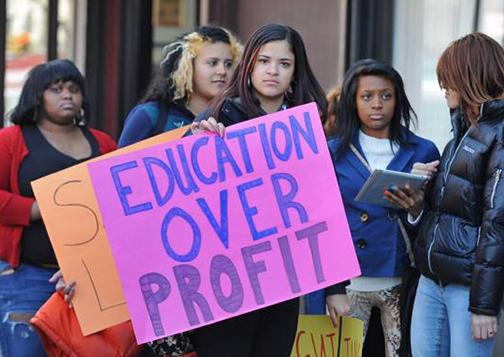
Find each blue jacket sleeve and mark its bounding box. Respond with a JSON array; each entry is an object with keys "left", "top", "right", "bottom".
[{"left": 118, "top": 105, "right": 156, "bottom": 148}]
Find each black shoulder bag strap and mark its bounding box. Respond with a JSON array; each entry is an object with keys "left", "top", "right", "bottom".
[{"left": 152, "top": 102, "right": 171, "bottom": 136}]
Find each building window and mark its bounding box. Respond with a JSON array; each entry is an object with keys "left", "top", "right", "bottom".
[
  {"left": 393, "top": 0, "right": 479, "bottom": 151},
  {"left": 4, "top": 0, "right": 48, "bottom": 123},
  {"left": 478, "top": 0, "right": 504, "bottom": 44},
  {"left": 3, "top": 0, "right": 83, "bottom": 126},
  {"left": 152, "top": 0, "right": 198, "bottom": 68}
]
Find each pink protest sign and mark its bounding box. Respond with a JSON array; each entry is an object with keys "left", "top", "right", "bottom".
[{"left": 88, "top": 103, "right": 360, "bottom": 343}]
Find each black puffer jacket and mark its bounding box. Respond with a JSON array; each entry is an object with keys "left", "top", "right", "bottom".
[{"left": 414, "top": 99, "right": 504, "bottom": 316}]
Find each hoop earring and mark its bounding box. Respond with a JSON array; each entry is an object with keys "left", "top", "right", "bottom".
[
  {"left": 247, "top": 76, "right": 251, "bottom": 88},
  {"left": 74, "top": 108, "right": 85, "bottom": 127}
]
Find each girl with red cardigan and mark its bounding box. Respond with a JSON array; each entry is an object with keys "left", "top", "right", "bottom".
[{"left": 0, "top": 59, "right": 115, "bottom": 356}]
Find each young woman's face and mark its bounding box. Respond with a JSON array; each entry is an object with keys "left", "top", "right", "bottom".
[
  {"left": 192, "top": 41, "right": 234, "bottom": 101},
  {"left": 41, "top": 80, "right": 83, "bottom": 125},
  {"left": 356, "top": 75, "right": 396, "bottom": 138},
  {"left": 250, "top": 40, "right": 295, "bottom": 108},
  {"left": 443, "top": 87, "right": 461, "bottom": 109}
]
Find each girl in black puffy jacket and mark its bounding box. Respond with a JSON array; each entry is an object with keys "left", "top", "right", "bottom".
[{"left": 407, "top": 33, "right": 504, "bottom": 357}]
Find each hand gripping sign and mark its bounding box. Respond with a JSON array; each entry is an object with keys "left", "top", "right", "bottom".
[{"left": 88, "top": 103, "right": 360, "bottom": 343}]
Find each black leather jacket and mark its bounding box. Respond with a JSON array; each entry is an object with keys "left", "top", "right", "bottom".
[{"left": 414, "top": 99, "right": 504, "bottom": 316}]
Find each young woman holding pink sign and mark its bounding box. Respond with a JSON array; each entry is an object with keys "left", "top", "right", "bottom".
[{"left": 191, "top": 23, "right": 332, "bottom": 356}]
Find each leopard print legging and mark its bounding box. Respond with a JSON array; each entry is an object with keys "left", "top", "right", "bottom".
[{"left": 347, "top": 285, "right": 401, "bottom": 357}]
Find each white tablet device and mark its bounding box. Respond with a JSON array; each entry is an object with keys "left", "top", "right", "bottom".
[{"left": 354, "top": 169, "right": 429, "bottom": 208}]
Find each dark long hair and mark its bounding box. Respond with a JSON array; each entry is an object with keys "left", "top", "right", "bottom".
[
  {"left": 210, "top": 23, "right": 327, "bottom": 121},
  {"left": 437, "top": 32, "right": 504, "bottom": 123},
  {"left": 141, "top": 26, "right": 241, "bottom": 105},
  {"left": 332, "top": 59, "right": 416, "bottom": 157},
  {"left": 10, "top": 59, "right": 88, "bottom": 125}
]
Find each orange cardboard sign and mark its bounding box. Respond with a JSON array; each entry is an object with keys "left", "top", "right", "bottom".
[{"left": 31, "top": 126, "right": 189, "bottom": 335}]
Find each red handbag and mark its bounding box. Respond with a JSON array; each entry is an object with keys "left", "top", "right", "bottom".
[{"left": 31, "top": 292, "right": 141, "bottom": 357}]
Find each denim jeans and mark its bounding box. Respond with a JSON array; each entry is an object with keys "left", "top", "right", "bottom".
[
  {"left": 0, "top": 260, "right": 56, "bottom": 357},
  {"left": 411, "top": 274, "right": 495, "bottom": 357}
]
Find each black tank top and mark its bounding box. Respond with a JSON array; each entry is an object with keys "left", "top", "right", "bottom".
[{"left": 18, "top": 125, "right": 99, "bottom": 266}]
